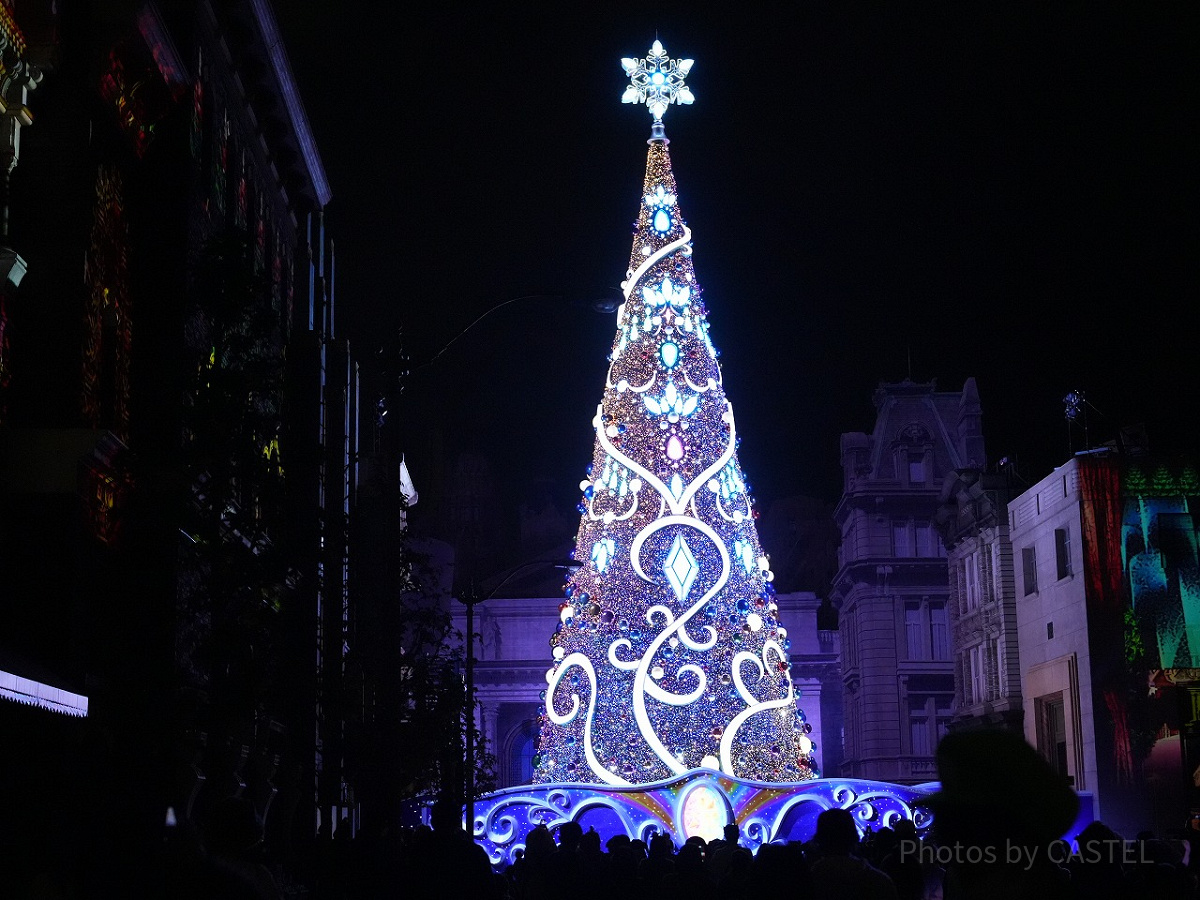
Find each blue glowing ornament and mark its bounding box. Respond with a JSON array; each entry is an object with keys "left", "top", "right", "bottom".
[{"left": 660, "top": 341, "right": 679, "bottom": 369}]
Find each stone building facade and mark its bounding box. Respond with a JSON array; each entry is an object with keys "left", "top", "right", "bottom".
[
  {"left": 831, "top": 378, "right": 985, "bottom": 783},
  {"left": 935, "top": 466, "right": 1024, "bottom": 732}
]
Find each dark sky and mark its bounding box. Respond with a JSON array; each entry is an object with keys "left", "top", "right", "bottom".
[{"left": 273, "top": 3, "right": 1198, "bottom": 514}]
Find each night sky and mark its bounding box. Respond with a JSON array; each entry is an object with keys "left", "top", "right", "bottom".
[{"left": 273, "top": 3, "right": 1198, "bottom": 518}]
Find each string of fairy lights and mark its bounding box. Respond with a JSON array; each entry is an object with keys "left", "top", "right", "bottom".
[{"left": 531, "top": 42, "right": 818, "bottom": 788}]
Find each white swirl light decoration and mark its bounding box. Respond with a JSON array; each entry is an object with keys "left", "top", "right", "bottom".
[
  {"left": 586, "top": 487, "right": 640, "bottom": 524},
  {"left": 621, "top": 226, "right": 693, "bottom": 301},
  {"left": 546, "top": 652, "right": 630, "bottom": 787},
  {"left": 682, "top": 371, "right": 719, "bottom": 393},
  {"left": 607, "top": 638, "right": 640, "bottom": 671},
  {"left": 644, "top": 663, "right": 706, "bottom": 705},
  {"left": 719, "top": 684, "right": 798, "bottom": 777},
  {"left": 626, "top": 516, "right": 731, "bottom": 774},
  {"left": 628, "top": 515, "right": 730, "bottom": 648},
  {"left": 741, "top": 817, "right": 772, "bottom": 846},
  {"left": 763, "top": 640, "right": 788, "bottom": 676},
  {"left": 677, "top": 622, "right": 718, "bottom": 652},
  {"left": 608, "top": 370, "right": 659, "bottom": 394},
  {"left": 643, "top": 602, "right": 718, "bottom": 653},
  {"left": 710, "top": 482, "right": 753, "bottom": 524},
  {"left": 730, "top": 651, "right": 766, "bottom": 705}
]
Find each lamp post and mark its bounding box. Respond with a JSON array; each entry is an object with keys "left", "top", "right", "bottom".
[{"left": 458, "top": 558, "right": 579, "bottom": 837}]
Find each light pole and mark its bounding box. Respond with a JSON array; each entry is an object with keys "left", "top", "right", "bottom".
[{"left": 459, "top": 558, "right": 579, "bottom": 837}]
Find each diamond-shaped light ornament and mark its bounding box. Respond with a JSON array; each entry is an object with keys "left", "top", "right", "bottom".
[
  {"left": 664, "top": 534, "right": 699, "bottom": 602},
  {"left": 621, "top": 40, "right": 694, "bottom": 123}
]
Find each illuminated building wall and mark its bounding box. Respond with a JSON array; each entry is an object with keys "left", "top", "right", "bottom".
[
  {"left": 1013, "top": 452, "right": 1200, "bottom": 837},
  {"left": 831, "top": 378, "right": 982, "bottom": 783},
  {"left": 934, "top": 466, "right": 1024, "bottom": 732}
]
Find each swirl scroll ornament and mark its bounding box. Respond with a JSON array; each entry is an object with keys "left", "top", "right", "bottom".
[{"left": 545, "top": 652, "right": 628, "bottom": 786}]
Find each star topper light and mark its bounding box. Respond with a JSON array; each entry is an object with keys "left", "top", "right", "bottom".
[{"left": 621, "top": 40, "right": 694, "bottom": 122}]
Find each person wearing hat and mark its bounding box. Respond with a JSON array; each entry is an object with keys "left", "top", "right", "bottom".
[{"left": 919, "top": 728, "right": 1078, "bottom": 899}]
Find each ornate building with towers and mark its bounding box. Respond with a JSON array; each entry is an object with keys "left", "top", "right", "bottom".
[{"left": 831, "top": 378, "right": 984, "bottom": 783}]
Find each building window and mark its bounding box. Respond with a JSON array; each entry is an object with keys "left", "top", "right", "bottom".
[
  {"left": 937, "top": 696, "right": 953, "bottom": 743},
  {"left": 930, "top": 603, "right": 949, "bottom": 660},
  {"left": 1055, "top": 527, "right": 1072, "bottom": 580},
  {"left": 964, "top": 640, "right": 1002, "bottom": 704},
  {"left": 908, "top": 452, "right": 926, "bottom": 484},
  {"left": 902, "top": 607, "right": 950, "bottom": 662},
  {"left": 909, "top": 694, "right": 954, "bottom": 757},
  {"left": 511, "top": 723, "right": 538, "bottom": 787},
  {"left": 909, "top": 697, "right": 931, "bottom": 757},
  {"left": 1022, "top": 546, "right": 1038, "bottom": 596},
  {"left": 843, "top": 611, "right": 858, "bottom": 670},
  {"left": 987, "top": 637, "right": 1001, "bottom": 700},
  {"left": 915, "top": 520, "right": 940, "bottom": 557},
  {"left": 905, "top": 604, "right": 924, "bottom": 659},
  {"left": 968, "top": 646, "right": 981, "bottom": 703},
  {"left": 894, "top": 519, "right": 915, "bottom": 557},
  {"left": 964, "top": 551, "right": 981, "bottom": 611},
  {"left": 905, "top": 601, "right": 951, "bottom": 661}
]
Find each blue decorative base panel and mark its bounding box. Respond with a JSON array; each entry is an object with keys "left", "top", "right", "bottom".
[{"left": 471, "top": 770, "right": 936, "bottom": 867}]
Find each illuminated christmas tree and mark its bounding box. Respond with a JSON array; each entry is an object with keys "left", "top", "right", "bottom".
[{"left": 532, "top": 41, "right": 818, "bottom": 787}]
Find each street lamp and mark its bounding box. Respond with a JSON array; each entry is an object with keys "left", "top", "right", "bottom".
[{"left": 458, "top": 558, "right": 579, "bottom": 836}]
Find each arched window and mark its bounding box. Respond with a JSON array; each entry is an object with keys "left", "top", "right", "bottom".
[
  {"left": 510, "top": 720, "right": 539, "bottom": 787},
  {"left": 893, "top": 423, "right": 933, "bottom": 485}
]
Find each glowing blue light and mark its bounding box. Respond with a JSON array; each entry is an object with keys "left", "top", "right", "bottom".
[
  {"left": 734, "top": 540, "right": 755, "bottom": 574},
  {"left": 664, "top": 534, "right": 699, "bottom": 601},
  {"left": 660, "top": 342, "right": 679, "bottom": 369},
  {"left": 668, "top": 474, "right": 686, "bottom": 503},
  {"left": 653, "top": 209, "right": 672, "bottom": 232},
  {"left": 644, "top": 381, "right": 698, "bottom": 418},
  {"left": 592, "top": 538, "right": 616, "bottom": 572},
  {"left": 642, "top": 277, "right": 691, "bottom": 311},
  {"left": 644, "top": 185, "right": 677, "bottom": 208}
]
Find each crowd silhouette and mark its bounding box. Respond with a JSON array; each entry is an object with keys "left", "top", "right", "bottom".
[
  {"left": 295, "top": 803, "right": 1200, "bottom": 900},
  {"left": 145, "top": 729, "right": 1200, "bottom": 899},
  {"left": 311, "top": 729, "right": 1200, "bottom": 900}
]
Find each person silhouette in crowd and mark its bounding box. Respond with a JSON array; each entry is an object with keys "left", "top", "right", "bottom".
[
  {"left": 920, "top": 727, "right": 1077, "bottom": 900},
  {"left": 705, "top": 821, "right": 741, "bottom": 884},
  {"left": 408, "top": 799, "right": 497, "bottom": 900},
  {"left": 663, "top": 837, "right": 717, "bottom": 900},
  {"left": 807, "top": 807, "right": 898, "bottom": 899},
  {"left": 880, "top": 818, "right": 926, "bottom": 900}
]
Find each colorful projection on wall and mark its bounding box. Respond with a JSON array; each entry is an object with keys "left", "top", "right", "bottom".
[
  {"left": 531, "top": 42, "right": 817, "bottom": 788},
  {"left": 1122, "top": 463, "right": 1200, "bottom": 670}
]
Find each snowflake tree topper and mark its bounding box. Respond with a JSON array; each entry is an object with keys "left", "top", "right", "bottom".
[{"left": 621, "top": 40, "right": 694, "bottom": 122}]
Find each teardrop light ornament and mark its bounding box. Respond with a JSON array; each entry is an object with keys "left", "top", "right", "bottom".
[
  {"left": 660, "top": 342, "right": 679, "bottom": 369},
  {"left": 665, "top": 434, "right": 685, "bottom": 461}
]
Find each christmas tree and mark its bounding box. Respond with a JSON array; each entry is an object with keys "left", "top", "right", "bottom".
[{"left": 532, "top": 41, "right": 818, "bottom": 787}]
